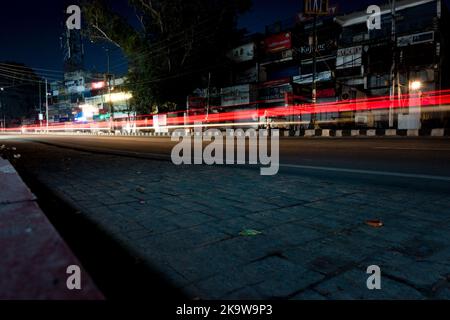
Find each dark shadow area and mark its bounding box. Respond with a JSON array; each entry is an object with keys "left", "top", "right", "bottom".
[{"left": 13, "top": 163, "right": 187, "bottom": 301}]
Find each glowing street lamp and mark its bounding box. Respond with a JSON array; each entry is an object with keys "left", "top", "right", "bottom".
[{"left": 409, "top": 81, "right": 422, "bottom": 91}]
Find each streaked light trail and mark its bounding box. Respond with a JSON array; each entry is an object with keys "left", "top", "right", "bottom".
[{"left": 2, "top": 89, "right": 450, "bottom": 133}]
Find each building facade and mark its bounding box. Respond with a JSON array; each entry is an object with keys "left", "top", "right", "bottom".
[{"left": 187, "top": 0, "right": 449, "bottom": 131}]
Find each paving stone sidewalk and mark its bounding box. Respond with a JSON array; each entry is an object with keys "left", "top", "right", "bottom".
[{"left": 8, "top": 144, "right": 450, "bottom": 300}]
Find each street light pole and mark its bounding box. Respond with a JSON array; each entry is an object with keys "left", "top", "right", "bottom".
[
  {"left": 310, "top": 15, "right": 318, "bottom": 129},
  {"left": 107, "top": 74, "right": 113, "bottom": 132},
  {"left": 206, "top": 72, "right": 211, "bottom": 121},
  {"left": 0, "top": 87, "right": 4, "bottom": 131},
  {"left": 106, "top": 48, "right": 110, "bottom": 74},
  {"left": 45, "top": 78, "right": 49, "bottom": 133},
  {"left": 105, "top": 48, "right": 114, "bottom": 132},
  {"left": 39, "top": 81, "right": 42, "bottom": 128},
  {"left": 389, "top": 0, "right": 397, "bottom": 128},
  {"left": 312, "top": 15, "right": 318, "bottom": 103}
]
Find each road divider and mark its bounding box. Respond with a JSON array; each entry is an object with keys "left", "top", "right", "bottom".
[{"left": 2, "top": 127, "right": 450, "bottom": 138}]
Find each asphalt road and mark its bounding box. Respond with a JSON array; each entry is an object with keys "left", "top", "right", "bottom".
[{"left": 2, "top": 133, "right": 450, "bottom": 178}]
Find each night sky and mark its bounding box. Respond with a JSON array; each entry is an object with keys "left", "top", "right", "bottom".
[{"left": 0, "top": 0, "right": 433, "bottom": 79}]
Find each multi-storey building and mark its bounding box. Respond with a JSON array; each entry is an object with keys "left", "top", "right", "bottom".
[
  {"left": 187, "top": 0, "right": 449, "bottom": 131},
  {"left": 335, "top": 0, "right": 449, "bottom": 129},
  {"left": 49, "top": 74, "right": 132, "bottom": 124}
]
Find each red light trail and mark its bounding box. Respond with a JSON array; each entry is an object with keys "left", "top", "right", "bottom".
[{"left": 3, "top": 89, "right": 450, "bottom": 132}]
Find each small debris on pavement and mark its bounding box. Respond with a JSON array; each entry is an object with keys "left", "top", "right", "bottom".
[
  {"left": 136, "top": 187, "right": 146, "bottom": 193},
  {"left": 239, "top": 229, "right": 263, "bottom": 237},
  {"left": 365, "top": 220, "right": 384, "bottom": 228}
]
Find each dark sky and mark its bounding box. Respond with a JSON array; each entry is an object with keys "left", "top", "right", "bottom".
[
  {"left": 238, "top": 0, "right": 375, "bottom": 32},
  {"left": 0, "top": 0, "right": 428, "bottom": 80}
]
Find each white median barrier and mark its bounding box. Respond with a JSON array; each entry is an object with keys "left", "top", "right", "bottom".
[
  {"left": 367, "top": 129, "right": 376, "bottom": 137},
  {"left": 385, "top": 129, "right": 397, "bottom": 136},
  {"left": 351, "top": 130, "right": 360, "bottom": 136},
  {"left": 321, "top": 129, "right": 331, "bottom": 137},
  {"left": 407, "top": 129, "right": 419, "bottom": 137},
  {"left": 305, "top": 130, "right": 315, "bottom": 137},
  {"left": 431, "top": 128, "right": 445, "bottom": 137},
  {"left": 335, "top": 130, "right": 343, "bottom": 137}
]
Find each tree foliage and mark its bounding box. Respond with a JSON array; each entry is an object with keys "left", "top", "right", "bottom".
[{"left": 82, "top": 0, "right": 251, "bottom": 114}]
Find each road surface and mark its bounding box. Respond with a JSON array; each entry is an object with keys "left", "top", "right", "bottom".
[
  {"left": 3, "top": 134, "right": 450, "bottom": 176},
  {"left": 1, "top": 133, "right": 450, "bottom": 299}
]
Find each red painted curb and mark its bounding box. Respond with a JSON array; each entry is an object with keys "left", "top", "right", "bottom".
[{"left": 0, "top": 158, "right": 104, "bottom": 300}]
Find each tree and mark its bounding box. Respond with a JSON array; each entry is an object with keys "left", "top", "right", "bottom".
[{"left": 82, "top": 0, "right": 251, "bottom": 114}]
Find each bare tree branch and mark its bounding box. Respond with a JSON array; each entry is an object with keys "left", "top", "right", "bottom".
[
  {"left": 138, "top": 0, "right": 164, "bottom": 33},
  {"left": 181, "top": 28, "right": 194, "bottom": 66},
  {"left": 91, "top": 23, "right": 122, "bottom": 48},
  {"left": 135, "top": 12, "right": 146, "bottom": 32}
]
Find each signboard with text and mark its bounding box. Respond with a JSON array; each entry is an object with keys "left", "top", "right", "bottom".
[
  {"left": 304, "top": 0, "right": 329, "bottom": 15},
  {"left": 264, "top": 32, "right": 292, "bottom": 54},
  {"left": 228, "top": 43, "right": 255, "bottom": 63},
  {"left": 300, "top": 40, "right": 336, "bottom": 58},
  {"left": 293, "top": 71, "right": 333, "bottom": 84},
  {"left": 397, "top": 31, "right": 434, "bottom": 47},
  {"left": 221, "top": 84, "right": 255, "bottom": 107},
  {"left": 258, "top": 79, "right": 292, "bottom": 102},
  {"left": 336, "top": 46, "right": 363, "bottom": 69}
]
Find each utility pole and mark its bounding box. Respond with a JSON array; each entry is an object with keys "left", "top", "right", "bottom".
[
  {"left": 108, "top": 74, "right": 113, "bottom": 132},
  {"left": 310, "top": 15, "right": 318, "bottom": 129},
  {"left": 389, "top": 0, "right": 397, "bottom": 128},
  {"left": 39, "top": 81, "right": 42, "bottom": 128},
  {"left": 45, "top": 79, "right": 49, "bottom": 133},
  {"left": 0, "top": 87, "right": 4, "bottom": 131},
  {"left": 105, "top": 48, "right": 114, "bottom": 132},
  {"left": 206, "top": 72, "right": 211, "bottom": 121},
  {"left": 106, "top": 48, "right": 110, "bottom": 75},
  {"left": 304, "top": 0, "right": 329, "bottom": 129}
]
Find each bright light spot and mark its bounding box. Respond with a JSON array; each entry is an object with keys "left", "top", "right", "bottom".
[
  {"left": 104, "top": 92, "right": 132, "bottom": 103},
  {"left": 410, "top": 81, "right": 422, "bottom": 91},
  {"left": 92, "top": 81, "right": 105, "bottom": 89},
  {"left": 79, "top": 104, "right": 98, "bottom": 120}
]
